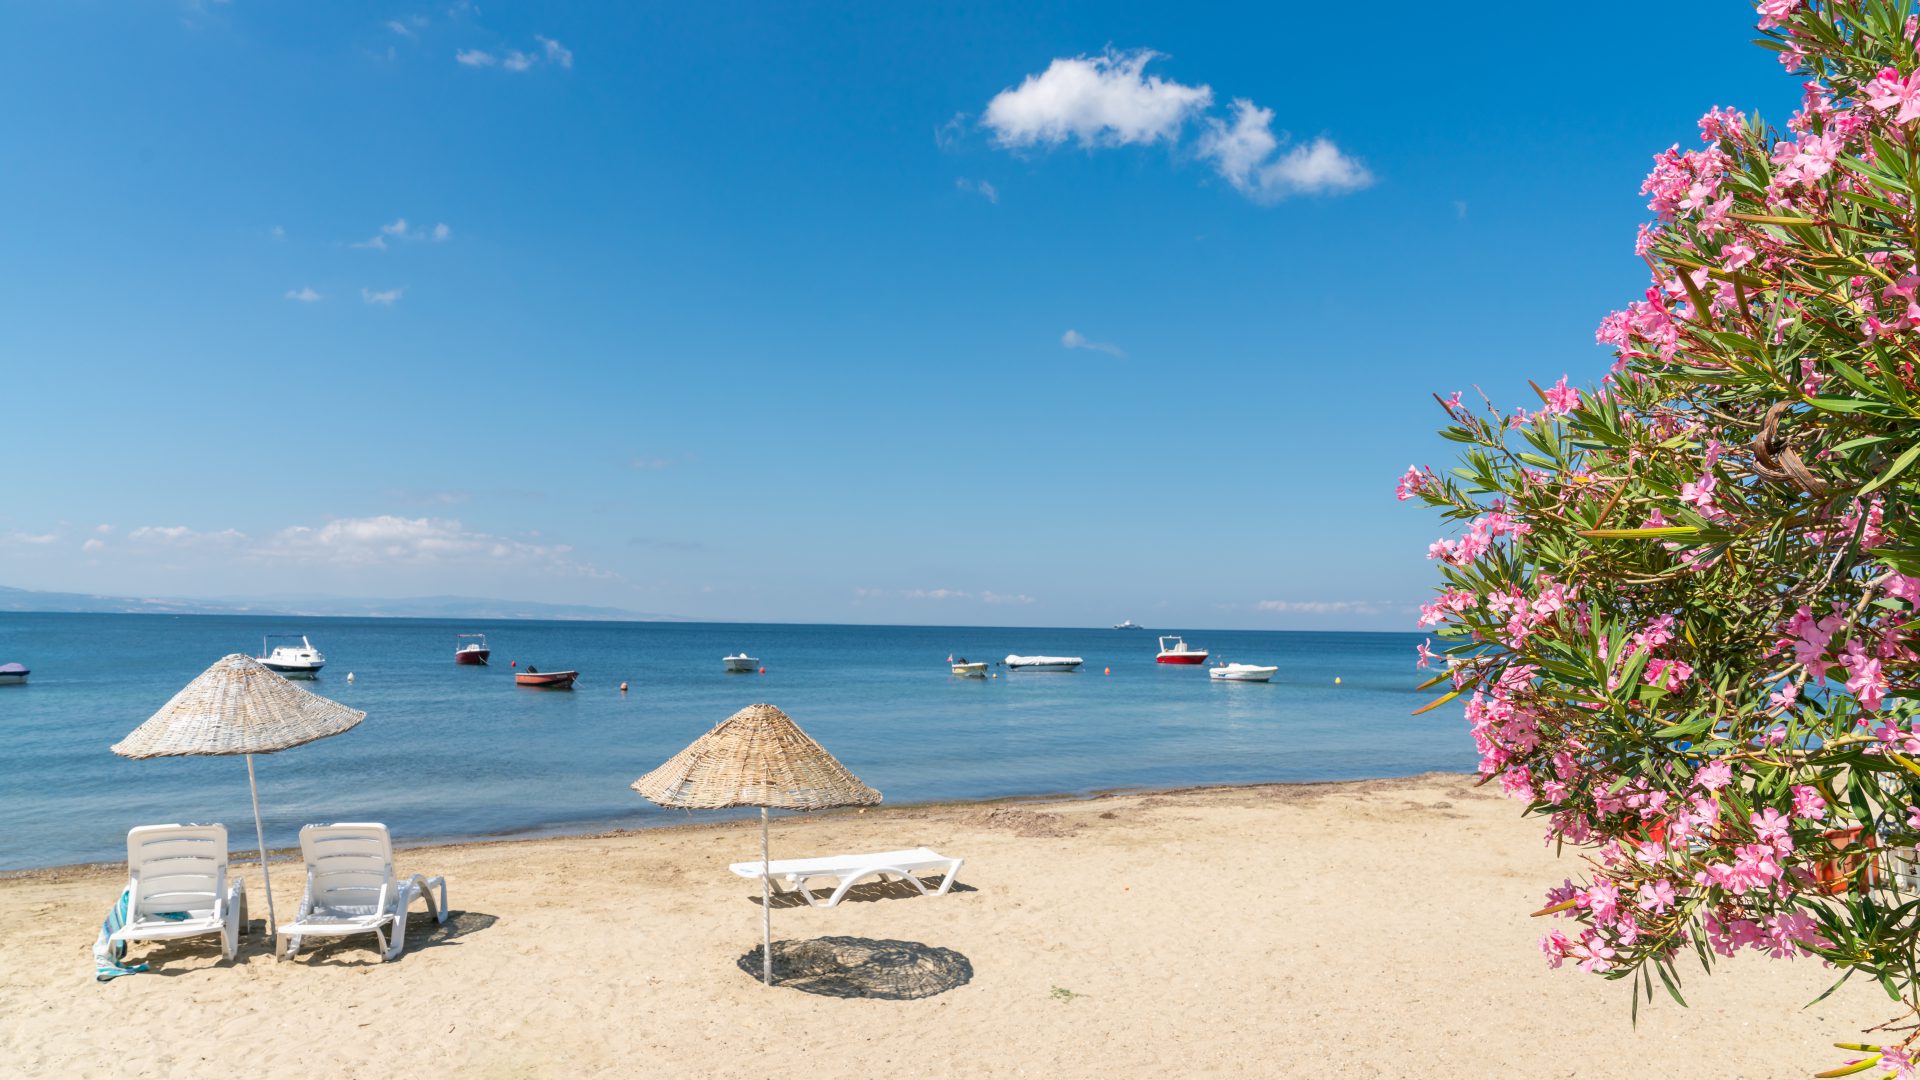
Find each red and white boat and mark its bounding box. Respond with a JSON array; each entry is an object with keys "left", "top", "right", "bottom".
[
  {"left": 515, "top": 668, "right": 578, "bottom": 689},
  {"left": 455, "top": 634, "right": 491, "bottom": 666},
  {"left": 1155, "top": 635, "right": 1209, "bottom": 665}
]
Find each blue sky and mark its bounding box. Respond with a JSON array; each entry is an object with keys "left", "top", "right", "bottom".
[{"left": 0, "top": 2, "right": 1798, "bottom": 628}]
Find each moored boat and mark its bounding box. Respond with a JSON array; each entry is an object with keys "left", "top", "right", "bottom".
[
  {"left": 515, "top": 667, "right": 578, "bottom": 689},
  {"left": 1210, "top": 662, "right": 1278, "bottom": 683},
  {"left": 0, "top": 662, "right": 27, "bottom": 685},
  {"left": 1156, "top": 635, "right": 1209, "bottom": 665},
  {"left": 952, "top": 660, "right": 989, "bottom": 677},
  {"left": 1113, "top": 619, "right": 1145, "bottom": 630},
  {"left": 257, "top": 635, "right": 325, "bottom": 678},
  {"left": 723, "top": 653, "right": 760, "bottom": 673},
  {"left": 1005, "top": 654, "right": 1083, "bottom": 672},
  {"left": 455, "top": 634, "right": 491, "bottom": 665}
]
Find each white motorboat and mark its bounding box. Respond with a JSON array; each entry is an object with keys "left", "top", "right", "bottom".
[
  {"left": 0, "top": 662, "right": 27, "bottom": 685},
  {"left": 1113, "top": 619, "right": 1145, "bottom": 630},
  {"left": 1156, "top": 635, "right": 1209, "bottom": 665},
  {"left": 1210, "top": 662, "right": 1278, "bottom": 683},
  {"left": 952, "top": 660, "right": 989, "bottom": 677},
  {"left": 258, "top": 635, "right": 325, "bottom": 678},
  {"left": 724, "top": 653, "right": 760, "bottom": 673},
  {"left": 1005, "top": 654, "right": 1083, "bottom": 672}
]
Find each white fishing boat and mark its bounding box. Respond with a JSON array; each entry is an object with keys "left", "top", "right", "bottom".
[
  {"left": 0, "top": 662, "right": 27, "bottom": 685},
  {"left": 1113, "top": 619, "right": 1145, "bottom": 630},
  {"left": 1210, "top": 662, "right": 1278, "bottom": 683},
  {"left": 1005, "top": 654, "right": 1083, "bottom": 672},
  {"left": 723, "top": 653, "right": 760, "bottom": 673},
  {"left": 257, "top": 635, "right": 325, "bottom": 678},
  {"left": 951, "top": 660, "right": 989, "bottom": 677}
]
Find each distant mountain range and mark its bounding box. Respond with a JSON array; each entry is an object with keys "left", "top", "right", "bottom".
[{"left": 0, "top": 585, "right": 687, "bottom": 622}]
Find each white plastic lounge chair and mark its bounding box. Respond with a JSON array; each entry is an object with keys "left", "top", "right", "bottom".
[
  {"left": 729, "top": 847, "right": 964, "bottom": 909},
  {"left": 110, "top": 824, "right": 248, "bottom": 961},
  {"left": 277, "top": 823, "right": 447, "bottom": 962}
]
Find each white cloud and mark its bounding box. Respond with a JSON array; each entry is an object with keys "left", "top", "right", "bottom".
[
  {"left": 1061, "top": 329, "right": 1123, "bottom": 357},
  {"left": 362, "top": 287, "right": 404, "bottom": 305},
  {"left": 7, "top": 531, "right": 59, "bottom": 545},
  {"left": 982, "top": 591, "right": 1035, "bottom": 605},
  {"left": 82, "top": 538, "right": 105, "bottom": 553},
  {"left": 1196, "top": 100, "right": 1372, "bottom": 203},
  {"left": 355, "top": 218, "right": 449, "bottom": 248},
  {"left": 502, "top": 49, "right": 535, "bottom": 72},
  {"left": 432, "top": 222, "right": 451, "bottom": 241},
  {"left": 905, "top": 588, "right": 970, "bottom": 601},
  {"left": 1254, "top": 599, "right": 1392, "bottom": 615},
  {"left": 129, "top": 525, "right": 247, "bottom": 546},
  {"left": 125, "top": 515, "right": 603, "bottom": 577},
  {"left": 955, "top": 177, "right": 999, "bottom": 204},
  {"left": 983, "top": 49, "right": 1210, "bottom": 148},
  {"left": 350, "top": 234, "right": 387, "bottom": 250},
  {"left": 386, "top": 18, "right": 415, "bottom": 38},
  {"left": 983, "top": 53, "right": 1371, "bottom": 206},
  {"left": 269, "top": 225, "right": 286, "bottom": 240},
  {"left": 284, "top": 286, "right": 322, "bottom": 302},
  {"left": 94, "top": 524, "right": 113, "bottom": 534},
  {"left": 456, "top": 48, "right": 496, "bottom": 67},
  {"left": 934, "top": 112, "right": 968, "bottom": 150},
  {"left": 536, "top": 35, "right": 572, "bottom": 68},
  {"left": 381, "top": 217, "right": 410, "bottom": 238}
]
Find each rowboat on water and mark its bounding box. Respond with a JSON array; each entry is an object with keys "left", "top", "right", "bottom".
[
  {"left": 1005, "top": 655, "right": 1082, "bottom": 673},
  {"left": 516, "top": 668, "right": 578, "bottom": 689}
]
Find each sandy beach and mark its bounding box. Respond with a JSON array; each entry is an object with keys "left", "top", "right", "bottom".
[{"left": 0, "top": 773, "right": 1890, "bottom": 1078}]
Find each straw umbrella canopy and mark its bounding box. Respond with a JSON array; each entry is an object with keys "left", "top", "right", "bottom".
[
  {"left": 634, "top": 703, "right": 880, "bottom": 985},
  {"left": 111, "top": 653, "right": 366, "bottom": 941}
]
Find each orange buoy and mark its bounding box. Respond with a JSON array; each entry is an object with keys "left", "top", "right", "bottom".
[
  {"left": 510, "top": 660, "right": 517, "bottom": 668},
  {"left": 1103, "top": 667, "right": 1110, "bottom": 675},
  {"left": 759, "top": 666, "right": 766, "bottom": 674}
]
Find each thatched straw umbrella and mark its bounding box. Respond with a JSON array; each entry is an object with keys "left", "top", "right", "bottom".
[
  {"left": 111, "top": 654, "right": 366, "bottom": 946},
  {"left": 634, "top": 703, "right": 880, "bottom": 985}
]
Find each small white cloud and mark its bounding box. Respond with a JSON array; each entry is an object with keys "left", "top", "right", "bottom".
[
  {"left": 934, "top": 112, "right": 968, "bottom": 150},
  {"left": 432, "top": 222, "right": 451, "bottom": 241},
  {"left": 381, "top": 217, "right": 410, "bottom": 237},
  {"left": 82, "top": 538, "right": 105, "bottom": 553},
  {"left": 1061, "top": 329, "right": 1124, "bottom": 357},
  {"left": 386, "top": 18, "right": 415, "bottom": 37},
  {"left": 982, "top": 591, "right": 1036, "bottom": 605},
  {"left": 129, "top": 525, "right": 247, "bottom": 546},
  {"left": 502, "top": 49, "right": 535, "bottom": 72},
  {"left": 350, "top": 234, "right": 388, "bottom": 250},
  {"left": 269, "top": 225, "right": 286, "bottom": 240},
  {"left": 983, "top": 49, "right": 1211, "bottom": 149},
  {"left": 1196, "top": 100, "right": 1372, "bottom": 203},
  {"left": 536, "top": 35, "right": 572, "bottom": 68},
  {"left": 284, "top": 286, "right": 322, "bottom": 302},
  {"left": 955, "top": 177, "right": 999, "bottom": 204},
  {"left": 362, "top": 286, "right": 404, "bottom": 305},
  {"left": 905, "top": 588, "right": 971, "bottom": 601},
  {"left": 1254, "top": 599, "right": 1391, "bottom": 615},
  {"left": 7, "top": 531, "right": 59, "bottom": 545},
  {"left": 94, "top": 524, "right": 113, "bottom": 535},
  {"left": 456, "top": 48, "right": 496, "bottom": 67}
]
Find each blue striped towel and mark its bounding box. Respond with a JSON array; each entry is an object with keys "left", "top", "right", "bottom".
[{"left": 93, "top": 889, "right": 185, "bottom": 982}]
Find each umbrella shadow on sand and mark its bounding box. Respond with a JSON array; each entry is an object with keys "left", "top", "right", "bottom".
[
  {"left": 752, "top": 875, "right": 978, "bottom": 910},
  {"left": 737, "top": 936, "right": 973, "bottom": 999},
  {"left": 275, "top": 909, "right": 499, "bottom": 966}
]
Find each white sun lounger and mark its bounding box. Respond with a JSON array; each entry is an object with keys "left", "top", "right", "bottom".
[
  {"left": 729, "top": 847, "right": 964, "bottom": 908},
  {"left": 277, "top": 823, "right": 447, "bottom": 962},
  {"left": 110, "top": 824, "right": 248, "bottom": 961}
]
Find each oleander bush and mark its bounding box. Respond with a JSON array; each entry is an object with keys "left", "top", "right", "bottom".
[{"left": 1405, "top": 2, "right": 1920, "bottom": 1073}]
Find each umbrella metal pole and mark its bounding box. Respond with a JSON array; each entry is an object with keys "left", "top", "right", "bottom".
[
  {"left": 762, "top": 807, "right": 772, "bottom": 986},
  {"left": 245, "top": 754, "right": 278, "bottom": 960}
]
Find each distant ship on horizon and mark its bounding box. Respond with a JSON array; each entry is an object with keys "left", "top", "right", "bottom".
[{"left": 1113, "top": 619, "right": 1145, "bottom": 630}]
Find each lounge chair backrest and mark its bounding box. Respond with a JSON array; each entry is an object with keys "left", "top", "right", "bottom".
[
  {"left": 300, "top": 824, "right": 395, "bottom": 911},
  {"left": 126, "top": 824, "right": 228, "bottom": 918}
]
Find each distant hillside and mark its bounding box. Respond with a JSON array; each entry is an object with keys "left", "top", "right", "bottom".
[{"left": 0, "top": 585, "right": 687, "bottom": 622}]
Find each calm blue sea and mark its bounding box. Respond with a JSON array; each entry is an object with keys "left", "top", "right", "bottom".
[{"left": 0, "top": 613, "right": 1470, "bottom": 869}]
